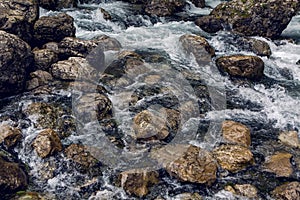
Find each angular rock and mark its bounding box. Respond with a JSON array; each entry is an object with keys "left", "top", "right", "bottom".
[
  {"left": 26, "top": 70, "right": 53, "bottom": 90},
  {"left": 279, "top": 131, "right": 300, "bottom": 148},
  {"left": 195, "top": 15, "right": 224, "bottom": 33},
  {"left": 0, "top": 0, "right": 39, "bottom": 43},
  {"left": 222, "top": 120, "right": 251, "bottom": 147},
  {"left": 145, "top": 0, "right": 185, "bottom": 17},
  {"left": 210, "top": 0, "right": 300, "bottom": 38},
  {"left": 73, "top": 93, "right": 112, "bottom": 123},
  {"left": 216, "top": 55, "right": 264, "bottom": 79},
  {"left": 119, "top": 169, "right": 159, "bottom": 197},
  {"left": 38, "top": 0, "right": 77, "bottom": 10},
  {"left": 264, "top": 152, "right": 293, "bottom": 177},
  {"left": 225, "top": 184, "right": 258, "bottom": 199},
  {"left": 34, "top": 13, "right": 76, "bottom": 45},
  {"left": 191, "top": 0, "right": 205, "bottom": 8},
  {"left": 0, "top": 124, "right": 22, "bottom": 148},
  {"left": 158, "top": 145, "right": 217, "bottom": 185},
  {"left": 213, "top": 144, "right": 254, "bottom": 173},
  {"left": 246, "top": 38, "right": 271, "bottom": 57},
  {"left": 179, "top": 34, "right": 215, "bottom": 65},
  {"left": 133, "top": 110, "right": 170, "bottom": 140},
  {"left": 32, "top": 129, "right": 62, "bottom": 158},
  {"left": 33, "top": 49, "right": 58, "bottom": 71},
  {"left": 0, "top": 156, "right": 27, "bottom": 197},
  {"left": 51, "top": 57, "right": 98, "bottom": 81},
  {"left": 65, "top": 144, "right": 98, "bottom": 170},
  {"left": 0, "top": 31, "right": 33, "bottom": 98},
  {"left": 271, "top": 181, "right": 300, "bottom": 200}
]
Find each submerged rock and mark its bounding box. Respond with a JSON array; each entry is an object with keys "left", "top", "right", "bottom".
[
  {"left": 271, "top": 181, "right": 300, "bottom": 200},
  {"left": 210, "top": 0, "right": 299, "bottom": 38},
  {"left": 64, "top": 144, "right": 99, "bottom": 170},
  {"left": 34, "top": 13, "right": 76, "bottom": 46},
  {"left": 0, "top": 124, "right": 22, "bottom": 148},
  {"left": 216, "top": 55, "right": 264, "bottom": 80},
  {"left": 51, "top": 57, "right": 98, "bottom": 81},
  {"left": 0, "top": 31, "right": 33, "bottom": 98},
  {"left": 278, "top": 131, "right": 300, "bottom": 148},
  {"left": 213, "top": 144, "right": 254, "bottom": 173},
  {"left": 179, "top": 34, "right": 215, "bottom": 65},
  {"left": 264, "top": 152, "right": 293, "bottom": 177},
  {"left": 0, "top": 156, "right": 27, "bottom": 197},
  {"left": 246, "top": 37, "right": 272, "bottom": 57},
  {"left": 38, "top": 0, "right": 77, "bottom": 10},
  {"left": 119, "top": 169, "right": 159, "bottom": 197},
  {"left": 0, "top": 0, "right": 39, "bottom": 43},
  {"left": 145, "top": 0, "right": 185, "bottom": 17},
  {"left": 32, "top": 129, "right": 62, "bottom": 158},
  {"left": 222, "top": 120, "right": 251, "bottom": 147},
  {"left": 33, "top": 49, "right": 58, "bottom": 71}
]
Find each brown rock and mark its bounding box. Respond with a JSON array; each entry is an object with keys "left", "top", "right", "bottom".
[
  {"left": 0, "top": 156, "right": 27, "bottom": 196},
  {"left": 271, "top": 181, "right": 300, "bottom": 200},
  {"left": 145, "top": 0, "right": 185, "bottom": 17},
  {"left": 120, "top": 169, "right": 159, "bottom": 197},
  {"left": 92, "top": 34, "right": 122, "bottom": 51},
  {"left": 26, "top": 70, "right": 53, "bottom": 91},
  {"left": 190, "top": 0, "right": 205, "bottom": 8},
  {"left": 213, "top": 144, "right": 254, "bottom": 173},
  {"left": 279, "top": 131, "right": 300, "bottom": 148},
  {"left": 38, "top": 0, "right": 77, "bottom": 10},
  {"left": 216, "top": 55, "right": 264, "bottom": 80},
  {"left": 225, "top": 184, "right": 258, "bottom": 198},
  {"left": 222, "top": 120, "right": 251, "bottom": 147},
  {"left": 0, "top": 31, "right": 33, "bottom": 98},
  {"left": 0, "top": 124, "right": 22, "bottom": 147},
  {"left": 165, "top": 145, "right": 217, "bottom": 185},
  {"left": 133, "top": 110, "right": 169, "bottom": 140},
  {"left": 34, "top": 13, "right": 76, "bottom": 45},
  {"left": 195, "top": 15, "right": 224, "bottom": 33},
  {"left": 65, "top": 144, "right": 98, "bottom": 169},
  {"left": 0, "top": 0, "right": 39, "bottom": 43},
  {"left": 73, "top": 93, "right": 112, "bottom": 123},
  {"left": 32, "top": 129, "right": 62, "bottom": 158},
  {"left": 179, "top": 34, "right": 215, "bottom": 65},
  {"left": 51, "top": 57, "right": 98, "bottom": 81},
  {"left": 173, "top": 193, "right": 202, "bottom": 200},
  {"left": 264, "top": 152, "right": 293, "bottom": 177},
  {"left": 33, "top": 49, "right": 58, "bottom": 71},
  {"left": 246, "top": 38, "right": 272, "bottom": 57}
]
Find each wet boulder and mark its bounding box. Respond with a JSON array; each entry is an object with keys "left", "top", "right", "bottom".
[
  {"left": 0, "top": 0, "right": 39, "bottom": 43},
  {"left": 64, "top": 144, "right": 99, "bottom": 170},
  {"left": 278, "top": 131, "right": 300, "bottom": 148},
  {"left": 26, "top": 70, "right": 53, "bottom": 91},
  {"left": 179, "top": 34, "right": 215, "bottom": 65},
  {"left": 225, "top": 184, "right": 258, "bottom": 199},
  {"left": 0, "top": 124, "right": 22, "bottom": 148},
  {"left": 271, "top": 181, "right": 300, "bottom": 200},
  {"left": 119, "top": 169, "right": 159, "bottom": 197},
  {"left": 210, "top": 0, "right": 300, "bottom": 38},
  {"left": 32, "top": 129, "right": 62, "bottom": 158},
  {"left": 73, "top": 93, "right": 112, "bottom": 123},
  {"left": 34, "top": 13, "right": 76, "bottom": 46},
  {"left": 0, "top": 156, "right": 27, "bottom": 197},
  {"left": 51, "top": 57, "right": 98, "bottom": 81},
  {"left": 216, "top": 55, "right": 265, "bottom": 80},
  {"left": 195, "top": 15, "right": 224, "bottom": 33},
  {"left": 33, "top": 49, "right": 58, "bottom": 71},
  {"left": 145, "top": 0, "right": 186, "bottom": 17},
  {"left": 38, "top": 0, "right": 77, "bottom": 10},
  {"left": 0, "top": 31, "right": 33, "bottom": 98},
  {"left": 213, "top": 144, "right": 254, "bottom": 173},
  {"left": 172, "top": 193, "right": 202, "bottom": 200},
  {"left": 222, "top": 120, "right": 251, "bottom": 147},
  {"left": 245, "top": 37, "right": 271, "bottom": 57},
  {"left": 264, "top": 152, "right": 293, "bottom": 177},
  {"left": 190, "top": 0, "right": 205, "bottom": 8}
]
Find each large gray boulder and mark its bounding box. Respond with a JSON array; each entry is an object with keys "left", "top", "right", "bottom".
[
  {"left": 0, "top": 0, "right": 39, "bottom": 43},
  {"left": 0, "top": 31, "right": 33, "bottom": 98},
  {"left": 205, "top": 0, "right": 299, "bottom": 38}
]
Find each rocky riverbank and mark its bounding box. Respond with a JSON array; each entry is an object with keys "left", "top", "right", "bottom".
[{"left": 0, "top": 0, "right": 300, "bottom": 199}]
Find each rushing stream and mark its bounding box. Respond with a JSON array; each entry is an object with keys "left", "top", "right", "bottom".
[{"left": 1, "top": 0, "right": 300, "bottom": 199}]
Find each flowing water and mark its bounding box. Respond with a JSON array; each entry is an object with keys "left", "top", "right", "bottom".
[{"left": 1, "top": 0, "right": 300, "bottom": 199}]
